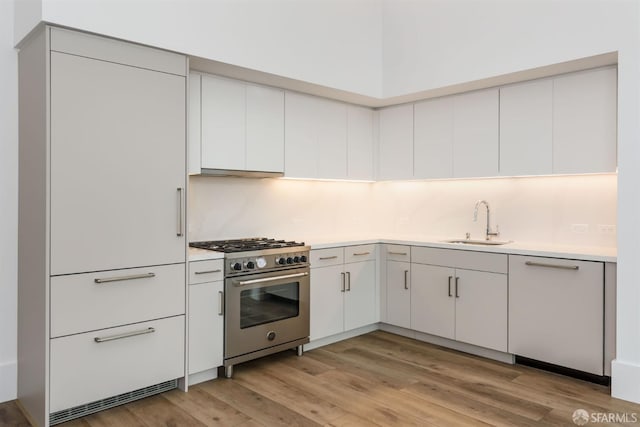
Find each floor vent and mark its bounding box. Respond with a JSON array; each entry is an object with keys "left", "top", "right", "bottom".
[{"left": 49, "top": 379, "right": 177, "bottom": 425}]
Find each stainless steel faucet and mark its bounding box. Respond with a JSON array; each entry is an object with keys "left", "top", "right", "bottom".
[{"left": 474, "top": 200, "right": 500, "bottom": 240}]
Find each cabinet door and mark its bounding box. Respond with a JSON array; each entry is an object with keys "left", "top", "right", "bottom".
[
  {"left": 454, "top": 269, "right": 507, "bottom": 352},
  {"left": 50, "top": 52, "right": 186, "bottom": 275},
  {"left": 285, "top": 92, "right": 317, "bottom": 178},
  {"left": 189, "top": 281, "right": 223, "bottom": 374},
  {"left": 509, "top": 255, "right": 604, "bottom": 375},
  {"left": 246, "top": 85, "right": 284, "bottom": 173},
  {"left": 499, "top": 79, "right": 553, "bottom": 176},
  {"left": 410, "top": 264, "right": 455, "bottom": 339},
  {"left": 344, "top": 260, "right": 376, "bottom": 330},
  {"left": 386, "top": 261, "right": 411, "bottom": 329},
  {"left": 553, "top": 67, "right": 617, "bottom": 174},
  {"left": 378, "top": 104, "right": 414, "bottom": 180},
  {"left": 414, "top": 97, "right": 454, "bottom": 179},
  {"left": 316, "top": 98, "right": 348, "bottom": 179},
  {"left": 188, "top": 72, "right": 202, "bottom": 175},
  {"left": 347, "top": 106, "right": 374, "bottom": 180},
  {"left": 310, "top": 265, "right": 345, "bottom": 340},
  {"left": 453, "top": 89, "right": 499, "bottom": 178},
  {"left": 201, "top": 75, "right": 246, "bottom": 170}
]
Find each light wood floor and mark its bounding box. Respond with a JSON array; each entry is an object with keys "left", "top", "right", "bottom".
[{"left": 3, "top": 331, "right": 640, "bottom": 426}]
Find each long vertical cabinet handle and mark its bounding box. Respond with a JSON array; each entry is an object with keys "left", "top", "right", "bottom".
[
  {"left": 346, "top": 272, "right": 351, "bottom": 291},
  {"left": 404, "top": 270, "right": 409, "bottom": 290},
  {"left": 341, "top": 272, "right": 346, "bottom": 292},
  {"left": 218, "top": 291, "right": 224, "bottom": 316},
  {"left": 448, "top": 276, "right": 453, "bottom": 297},
  {"left": 177, "top": 187, "right": 184, "bottom": 237},
  {"left": 455, "top": 277, "right": 460, "bottom": 298}
]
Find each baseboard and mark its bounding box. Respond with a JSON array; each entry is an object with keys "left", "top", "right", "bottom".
[
  {"left": 612, "top": 359, "right": 640, "bottom": 404},
  {"left": 0, "top": 360, "right": 17, "bottom": 403},
  {"left": 188, "top": 368, "right": 218, "bottom": 386},
  {"left": 379, "top": 323, "right": 515, "bottom": 365},
  {"left": 304, "top": 324, "right": 379, "bottom": 351}
]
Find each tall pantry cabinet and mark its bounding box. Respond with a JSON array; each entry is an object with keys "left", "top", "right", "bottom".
[{"left": 18, "top": 27, "right": 188, "bottom": 426}]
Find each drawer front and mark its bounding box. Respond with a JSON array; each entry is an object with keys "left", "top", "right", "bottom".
[
  {"left": 385, "top": 245, "right": 410, "bottom": 262},
  {"left": 51, "top": 263, "right": 185, "bottom": 338},
  {"left": 344, "top": 244, "right": 377, "bottom": 263},
  {"left": 189, "top": 259, "right": 224, "bottom": 284},
  {"left": 50, "top": 315, "right": 185, "bottom": 412},
  {"left": 310, "top": 247, "right": 344, "bottom": 267},
  {"left": 412, "top": 246, "right": 507, "bottom": 273}
]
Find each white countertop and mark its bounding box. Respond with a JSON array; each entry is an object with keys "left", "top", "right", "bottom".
[
  {"left": 188, "top": 247, "right": 225, "bottom": 262},
  {"left": 304, "top": 235, "right": 617, "bottom": 263}
]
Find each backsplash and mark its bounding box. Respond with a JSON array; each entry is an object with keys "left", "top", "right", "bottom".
[{"left": 188, "top": 174, "right": 617, "bottom": 248}]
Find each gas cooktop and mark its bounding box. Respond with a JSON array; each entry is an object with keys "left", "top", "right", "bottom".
[{"left": 189, "top": 237, "right": 306, "bottom": 253}]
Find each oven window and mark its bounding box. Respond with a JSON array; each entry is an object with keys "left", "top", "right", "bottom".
[{"left": 240, "top": 282, "right": 300, "bottom": 329}]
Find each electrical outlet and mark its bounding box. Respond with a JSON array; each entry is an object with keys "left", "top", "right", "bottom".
[
  {"left": 571, "top": 224, "right": 589, "bottom": 234},
  {"left": 598, "top": 224, "right": 616, "bottom": 234}
]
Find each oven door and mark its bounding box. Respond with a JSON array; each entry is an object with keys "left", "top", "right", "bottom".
[{"left": 225, "top": 267, "right": 310, "bottom": 359}]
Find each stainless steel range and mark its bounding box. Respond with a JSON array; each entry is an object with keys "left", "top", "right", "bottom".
[{"left": 189, "top": 238, "right": 310, "bottom": 378}]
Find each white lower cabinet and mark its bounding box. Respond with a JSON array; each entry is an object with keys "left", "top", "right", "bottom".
[
  {"left": 509, "top": 255, "right": 604, "bottom": 375},
  {"left": 188, "top": 260, "right": 224, "bottom": 375},
  {"left": 386, "top": 260, "right": 411, "bottom": 329},
  {"left": 50, "top": 315, "right": 185, "bottom": 413},
  {"left": 410, "top": 264, "right": 455, "bottom": 339},
  {"left": 310, "top": 245, "right": 376, "bottom": 340}
]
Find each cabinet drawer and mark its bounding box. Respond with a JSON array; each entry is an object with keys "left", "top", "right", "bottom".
[
  {"left": 385, "top": 245, "right": 411, "bottom": 262},
  {"left": 412, "top": 246, "right": 507, "bottom": 273},
  {"left": 51, "top": 264, "right": 185, "bottom": 338},
  {"left": 345, "top": 244, "right": 376, "bottom": 263},
  {"left": 310, "top": 247, "right": 344, "bottom": 267},
  {"left": 189, "top": 259, "right": 224, "bottom": 284},
  {"left": 50, "top": 315, "right": 185, "bottom": 412}
]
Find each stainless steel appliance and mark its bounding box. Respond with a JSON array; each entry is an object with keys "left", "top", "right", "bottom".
[{"left": 189, "top": 238, "right": 310, "bottom": 378}]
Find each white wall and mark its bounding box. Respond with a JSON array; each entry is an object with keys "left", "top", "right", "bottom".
[
  {"left": 381, "top": 0, "right": 635, "bottom": 96},
  {"left": 189, "top": 175, "right": 617, "bottom": 249},
  {"left": 20, "top": 0, "right": 383, "bottom": 97},
  {"left": 0, "top": 0, "right": 18, "bottom": 404}
]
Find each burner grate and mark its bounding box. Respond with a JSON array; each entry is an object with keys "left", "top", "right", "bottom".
[{"left": 190, "top": 237, "right": 305, "bottom": 253}]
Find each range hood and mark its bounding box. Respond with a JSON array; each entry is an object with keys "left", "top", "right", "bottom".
[{"left": 200, "top": 168, "right": 284, "bottom": 178}]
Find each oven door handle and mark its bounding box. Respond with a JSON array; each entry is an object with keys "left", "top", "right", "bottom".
[{"left": 234, "top": 272, "right": 309, "bottom": 287}]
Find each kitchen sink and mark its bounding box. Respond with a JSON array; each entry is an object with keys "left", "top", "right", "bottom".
[{"left": 442, "top": 239, "right": 513, "bottom": 246}]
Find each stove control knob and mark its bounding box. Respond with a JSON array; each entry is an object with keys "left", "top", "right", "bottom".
[
  {"left": 246, "top": 261, "right": 255, "bottom": 269},
  {"left": 286, "top": 257, "right": 293, "bottom": 264},
  {"left": 256, "top": 257, "right": 267, "bottom": 269},
  {"left": 293, "top": 256, "right": 300, "bottom": 263},
  {"left": 232, "top": 262, "right": 242, "bottom": 271},
  {"left": 300, "top": 255, "right": 308, "bottom": 263},
  {"left": 276, "top": 257, "right": 286, "bottom": 265}
]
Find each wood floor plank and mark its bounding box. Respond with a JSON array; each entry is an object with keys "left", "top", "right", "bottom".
[
  {"left": 198, "top": 377, "right": 322, "bottom": 427},
  {"left": 124, "top": 394, "right": 206, "bottom": 427},
  {"left": 161, "top": 386, "right": 252, "bottom": 426},
  {"left": 71, "top": 405, "right": 146, "bottom": 427},
  {"left": 0, "top": 401, "right": 32, "bottom": 427},
  {"left": 232, "top": 366, "right": 347, "bottom": 425}
]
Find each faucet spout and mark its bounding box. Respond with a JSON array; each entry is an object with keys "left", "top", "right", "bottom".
[{"left": 473, "top": 200, "right": 499, "bottom": 240}]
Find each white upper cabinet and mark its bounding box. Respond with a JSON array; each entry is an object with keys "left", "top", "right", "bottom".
[
  {"left": 378, "top": 104, "right": 414, "bottom": 180},
  {"left": 347, "top": 105, "right": 375, "bottom": 181},
  {"left": 552, "top": 67, "right": 617, "bottom": 174},
  {"left": 196, "top": 74, "right": 284, "bottom": 174},
  {"left": 201, "top": 75, "right": 246, "bottom": 171},
  {"left": 499, "top": 79, "right": 553, "bottom": 176},
  {"left": 452, "top": 88, "right": 499, "bottom": 178},
  {"left": 285, "top": 92, "right": 373, "bottom": 180},
  {"left": 414, "top": 97, "right": 454, "bottom": 179},
  {"left": 246, "top": 84, "right": 285, "bottom": 172}
]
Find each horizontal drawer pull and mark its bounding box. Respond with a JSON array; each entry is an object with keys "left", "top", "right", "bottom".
[
  {"left": 94, "top": 327, "right": 155, "bottom": 343},
  {"left": 388, "top": 251, "right": 408, "bottom": 256},
  {"left": 352, "top": 252, "right": 371, "bottom": 256},
  {"left": 318, "top": 256, "right": 338, "bottom": 260},
  {"left": 94, "top": 272, "right": 156, "bottom": 284},
  {"left": 194, "top": 269, "right": 221, "bottom": 275},
  {"left": 525, "top": 261, "right": 579, "bottom": 270}
]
